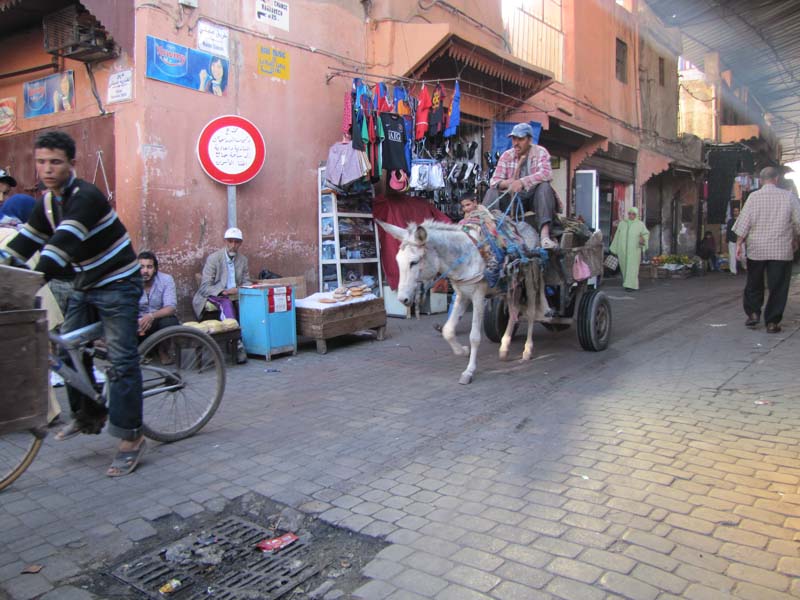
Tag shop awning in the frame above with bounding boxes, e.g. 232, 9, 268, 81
405, 32, 554, 121
375, 23, 553, 121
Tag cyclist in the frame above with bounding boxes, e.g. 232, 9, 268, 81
5, 131, 146, 477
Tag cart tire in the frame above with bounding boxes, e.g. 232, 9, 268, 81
483, 297, 509, 343
577, 290, 611, 351
542, 323, 570, 332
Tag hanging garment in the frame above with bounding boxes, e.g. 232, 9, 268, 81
415, 85, 432, 140
342, 90, 353, 134
351, 79, 371, 151
325, 142, 369, 187
427, 84, 446, 138
444, 81, 461, 138
380, 113, 408, 172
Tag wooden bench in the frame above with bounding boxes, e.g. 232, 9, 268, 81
206, 328, 242, 365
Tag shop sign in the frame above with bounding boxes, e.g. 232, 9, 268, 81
24, 71, 74, 118
256, 0, 289, 31
107, 69, 133, 104
0, 98, 17, 134
197, 115, 266, 185
146, 36, 229, 96
258, 46, 290, 80
197, 20, 229, 59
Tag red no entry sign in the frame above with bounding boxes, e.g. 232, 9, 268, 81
197, 115, 266, 185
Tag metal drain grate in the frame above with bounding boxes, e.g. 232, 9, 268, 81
112, 516, 321, 599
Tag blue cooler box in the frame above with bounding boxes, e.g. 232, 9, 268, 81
238, 285, 297, 360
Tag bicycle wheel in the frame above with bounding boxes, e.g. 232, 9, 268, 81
0, 430, 45, 492
138, 325, 225, 443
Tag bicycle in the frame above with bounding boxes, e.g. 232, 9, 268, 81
0, 318, 226, 491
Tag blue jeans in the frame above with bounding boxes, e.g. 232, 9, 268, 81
62, 277, 144, 441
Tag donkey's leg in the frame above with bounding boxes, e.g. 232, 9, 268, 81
499, 301, 520, 361
460, 287, 486, 385
522, 267, 537, 360
522, 313, 535, 360
443, 288, 469, 356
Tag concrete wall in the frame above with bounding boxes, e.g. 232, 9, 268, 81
131, 1, 366, 314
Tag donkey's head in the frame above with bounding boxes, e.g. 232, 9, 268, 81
377, 220, 429, 306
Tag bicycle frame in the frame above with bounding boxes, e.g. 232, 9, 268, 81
49, 321, 106, 403
49, 321, 185, 401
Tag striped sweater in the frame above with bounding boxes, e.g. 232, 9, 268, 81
6, 178, 139, 290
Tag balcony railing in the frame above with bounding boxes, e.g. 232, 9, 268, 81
502, 0, 564, 81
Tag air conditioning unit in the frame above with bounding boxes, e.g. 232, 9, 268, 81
43, 4, 118, 63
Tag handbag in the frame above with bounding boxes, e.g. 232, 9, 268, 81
604, 254, 619, 271
572, 254, 591, 281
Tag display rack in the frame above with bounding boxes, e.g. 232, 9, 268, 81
318, 167, 383, 294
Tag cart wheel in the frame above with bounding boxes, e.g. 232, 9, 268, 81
577, 290, 611, 351
542, 323, 570, 332
483, 297, 519, 343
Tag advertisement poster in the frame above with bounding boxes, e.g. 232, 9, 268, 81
24, 71, 74, 118
256, 0, 289, 31
107, 69, 133, 104
197, 20, 229, 59
145, 36, 229, 96
0, 98, 17, 134
258, 46, 290, 80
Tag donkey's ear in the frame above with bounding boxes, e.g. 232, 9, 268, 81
376, 220, 407, 241
415, 226, 428, 244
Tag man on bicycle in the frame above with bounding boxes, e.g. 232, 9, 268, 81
5, 131, 146, 477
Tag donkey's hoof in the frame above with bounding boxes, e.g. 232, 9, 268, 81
521, 350, 533, 361
459, 372, 473, 385
453, 345, 469, 356
499, 350, 510, 361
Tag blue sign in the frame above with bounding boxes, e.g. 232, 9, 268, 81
24, 71, 74, 118
146, 36, 229, 96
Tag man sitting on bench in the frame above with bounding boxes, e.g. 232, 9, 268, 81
485, 122, 560, 250
137, 250, 179, 340
192, 227, 251, 321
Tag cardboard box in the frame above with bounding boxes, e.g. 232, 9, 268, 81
254, 276, 306, 300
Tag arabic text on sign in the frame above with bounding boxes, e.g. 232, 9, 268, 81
207, 126, 257, 175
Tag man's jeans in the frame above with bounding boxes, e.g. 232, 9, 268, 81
62, 277, 144, 441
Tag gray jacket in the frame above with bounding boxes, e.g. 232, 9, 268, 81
192, 248, 251, 319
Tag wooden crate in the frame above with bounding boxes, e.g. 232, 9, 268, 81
0, 309, 48, 435
297, 298, 386, 354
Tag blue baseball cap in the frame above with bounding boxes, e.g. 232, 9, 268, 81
508, 123, 534, 138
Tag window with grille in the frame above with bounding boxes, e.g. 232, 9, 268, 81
616, 38, 628, 83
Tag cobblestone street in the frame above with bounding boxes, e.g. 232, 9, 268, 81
2, 272, 800, 600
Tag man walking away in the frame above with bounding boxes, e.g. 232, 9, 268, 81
734, 166, 800, 333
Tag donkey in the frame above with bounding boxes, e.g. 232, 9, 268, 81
379, 220, 545, 385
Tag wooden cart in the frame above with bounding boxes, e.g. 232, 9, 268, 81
296, 297, 387, 354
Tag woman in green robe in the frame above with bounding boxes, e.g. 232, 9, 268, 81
609, 206, 649, 291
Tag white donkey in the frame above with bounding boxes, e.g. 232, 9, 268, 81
379, 220, 545, 385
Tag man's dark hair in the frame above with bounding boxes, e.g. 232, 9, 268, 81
34, 131, 76, 161
138, 250, 159, 273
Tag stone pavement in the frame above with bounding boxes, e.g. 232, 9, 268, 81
2, 272, 800, 599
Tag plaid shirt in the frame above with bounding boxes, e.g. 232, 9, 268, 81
733, 184, 800, 261
490, 144, 552, 190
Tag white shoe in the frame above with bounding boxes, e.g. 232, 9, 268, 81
50, 371, 65, 387
541, 237, 559, 250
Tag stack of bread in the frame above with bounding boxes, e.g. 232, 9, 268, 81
182, 318, 240, 333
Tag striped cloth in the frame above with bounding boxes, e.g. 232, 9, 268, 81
6, 178, 139, 290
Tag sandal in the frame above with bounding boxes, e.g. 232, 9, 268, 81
107, 439, 147, 478
54, 420, 83, 441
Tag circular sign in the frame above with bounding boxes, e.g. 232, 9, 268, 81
197, 115, 266, 185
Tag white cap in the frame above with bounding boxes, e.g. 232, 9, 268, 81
224, 227, 243, 240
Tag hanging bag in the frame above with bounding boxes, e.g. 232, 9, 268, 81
572, 254, 592, 281
604, 254, 619, 271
